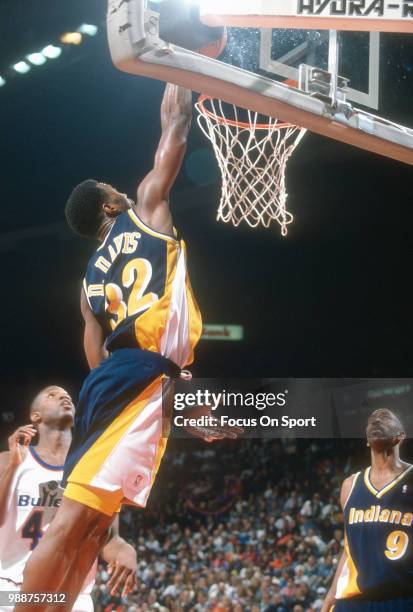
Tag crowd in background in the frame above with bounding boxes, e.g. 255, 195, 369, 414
90, 437, 377, 612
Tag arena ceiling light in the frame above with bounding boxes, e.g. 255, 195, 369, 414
27, 52, 47, 66
42, 45, 62, 59
78, 24, 98, 37
2, 24, 99, 90
13, 61, 31, 74
60, 32, 83, 45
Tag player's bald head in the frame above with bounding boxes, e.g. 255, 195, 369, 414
29, 386, 75, 429
30, 386, 60, 414
366, 408, 405, 449
368, 408, 404, 432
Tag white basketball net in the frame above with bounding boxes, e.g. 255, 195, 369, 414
195, 97, 306, 236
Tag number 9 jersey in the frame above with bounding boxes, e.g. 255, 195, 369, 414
335, 464, 413, 604
83, 209, 202, 368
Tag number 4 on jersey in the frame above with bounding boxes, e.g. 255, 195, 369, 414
21, 511, 43, 550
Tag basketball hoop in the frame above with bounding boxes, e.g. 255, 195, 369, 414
195, 96, 306, 236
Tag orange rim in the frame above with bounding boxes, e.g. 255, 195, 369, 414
196, 95, 296, 130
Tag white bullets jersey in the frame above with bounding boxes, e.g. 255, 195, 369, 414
0, 446, 96, 593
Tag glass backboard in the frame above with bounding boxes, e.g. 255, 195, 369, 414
217, 24, 412, 125
108, 0, 413, 164
196, 0, 412, 125
259, 29, 379, 108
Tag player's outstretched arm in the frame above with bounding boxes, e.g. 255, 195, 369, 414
321, 475, 355, 612
81, 289, 109, 370
0, 425, 37, 526
135, 84, 192, 236
101, 515, 137, 597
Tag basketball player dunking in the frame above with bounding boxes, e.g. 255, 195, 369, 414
322, 408, 413, 612
0, 386, 137, 612
16, 85, 241, 611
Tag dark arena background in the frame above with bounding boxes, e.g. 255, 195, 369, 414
1, 1, 413, 611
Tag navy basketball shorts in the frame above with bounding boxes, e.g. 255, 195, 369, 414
62, 348, 180, 516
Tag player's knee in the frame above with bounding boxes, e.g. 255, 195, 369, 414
57, 496, 111, 530
53, 509, 108, 545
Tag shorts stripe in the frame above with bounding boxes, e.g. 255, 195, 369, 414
68, 376, 163, 487
64, 483, 123, 517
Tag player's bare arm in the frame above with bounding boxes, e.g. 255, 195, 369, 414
136, 84, 192, 236
0, 425, 36, 526
81, 288, 109, 369
321, 474, 355, 612
101, 515, 138, 597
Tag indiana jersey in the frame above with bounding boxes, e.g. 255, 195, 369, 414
0, 446, 96, 594
83, 209, 202, 367
336, 465, 413, 600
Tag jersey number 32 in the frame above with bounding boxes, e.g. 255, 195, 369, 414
105, 258, 158, 330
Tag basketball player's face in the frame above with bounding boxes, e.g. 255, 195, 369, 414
38, 386, 75, 426
366, 409, 404, 448
99, 183, 134, 211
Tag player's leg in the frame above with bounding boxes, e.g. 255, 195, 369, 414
47, 569, 97, 612
15, 496, 114, 612
44, 522, 110, 612
44, 507, 117, 612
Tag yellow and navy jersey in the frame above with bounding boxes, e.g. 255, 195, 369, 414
336, 464, 413, 600
83, 209, 202, 367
